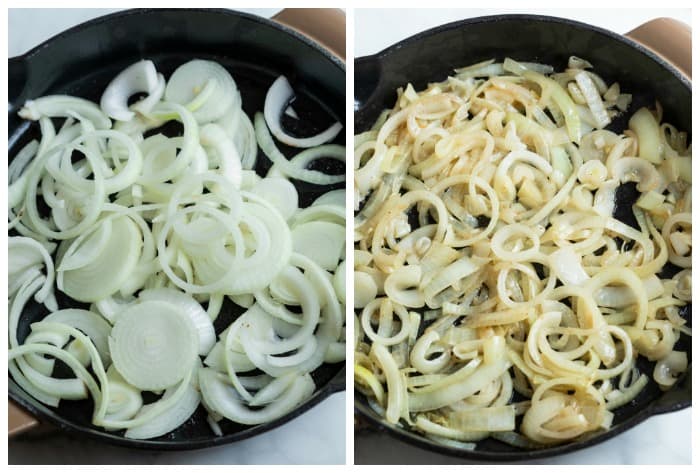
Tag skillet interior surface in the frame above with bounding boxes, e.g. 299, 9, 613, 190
8, 8, 346, 450
354, 14, 691, 460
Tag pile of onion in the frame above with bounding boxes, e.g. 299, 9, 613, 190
9, 59, 346, 439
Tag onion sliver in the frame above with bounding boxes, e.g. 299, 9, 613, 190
164, 59, 239, 124
60, 216, 142, 302
23, 330, 66, 375
251, 177, 299, 221
57, 219, 112, 272
313, 189, 346, 207
43, 309, 112, 366
24, 146, 106, 240
256, 113, 344, 185
95, 293, 136, 324
104, 378, 143, 422
199, 368, 315, 425
9, 236, 55, 306
200, 123, 242, 188
125, 382, 200, 439
291, 221, 345, 271
100, 60, 159, 122
109, 300, 198, 391
138, 102, 198, 185
287, 144, 346, 177
333, 260, 347, 305
264, 76, 342, 148
248, 264, 322, 356
19, 95, 111, 129
220, 198, 292, 295
50, 130, 144, 195
132, 73, 166, 116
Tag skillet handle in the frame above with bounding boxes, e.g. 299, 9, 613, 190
271, 8, 346, 61
626, 18, 691, 79
8, 400, 39, 437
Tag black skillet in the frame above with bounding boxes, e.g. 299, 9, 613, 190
8, 8, 346, 450
354, 14, 691, 461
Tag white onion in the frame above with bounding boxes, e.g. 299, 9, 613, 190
165, 59, 239, 124
139, 288, 215, 355
60, 216, 142, 302
100, 60, 160, 122
199, 368, 315, 425
264, 76, 342, 148
125, 383, 200, 439
19, 95, 111, 129
9, 56, 346, 439
109, 300, 198, 391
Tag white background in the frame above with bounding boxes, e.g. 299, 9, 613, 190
353, 8, 692, 465
7, 7, 345, 465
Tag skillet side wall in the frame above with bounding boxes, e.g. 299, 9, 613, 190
10, 9, 344, 123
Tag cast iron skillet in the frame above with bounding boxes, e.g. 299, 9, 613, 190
354, 14, 691, 461
8, 8, 345, 450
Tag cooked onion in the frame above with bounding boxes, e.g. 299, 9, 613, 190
354, 55, 691, 447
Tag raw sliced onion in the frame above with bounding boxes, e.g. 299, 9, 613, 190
60, 215, 142, 302
132, 73, 166, 116
139, 288, 215, 355
256, 113, 344, 185
9, 236, 55, 306
199, 368, 315, 425
291, 221, 345, 271
19, 95, 111, 129
125, 382, 200, 439
104, 377, 143, 423
251, 177, 299, 221
9, 56, 346, 436
43, 309, 112, 366
100, 60, 160, 122
109, 300, 198, 391
165, 59, 239, 124
264, 76, 342, 148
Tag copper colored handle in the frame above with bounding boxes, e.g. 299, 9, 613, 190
272, 8, 346, 61
9, 401, 39, 437
626, 17, 691, 79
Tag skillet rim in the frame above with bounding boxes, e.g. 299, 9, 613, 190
354, 14, 689, 115
10, 7, 345, 71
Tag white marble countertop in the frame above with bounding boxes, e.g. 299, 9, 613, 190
354, 8, 691, 465
8, 7, 345, 465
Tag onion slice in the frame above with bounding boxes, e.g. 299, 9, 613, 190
109, 300, 199, 391
264, 76, 342, 148
100, 60, 160, 122
199, 368, 315, 425
19, 95, 111, 129
60, 216, 142, 303
124, 382, 200, 439
164, 59, 239, 124
139, 288, 216, 355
